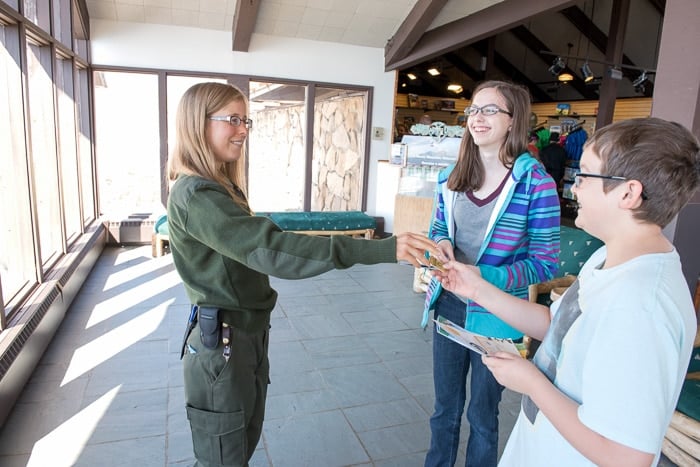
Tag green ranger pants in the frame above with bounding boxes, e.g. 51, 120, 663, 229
183, 320, 270, 467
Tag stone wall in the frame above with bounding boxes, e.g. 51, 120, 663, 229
250, 94, 365, 212
311, 95, 365, 211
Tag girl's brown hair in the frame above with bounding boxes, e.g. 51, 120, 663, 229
448, 80, 531, 192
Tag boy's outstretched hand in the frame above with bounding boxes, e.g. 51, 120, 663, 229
431, 261, 484, 300
395, 232, 443, 268
482, 352, 544, 396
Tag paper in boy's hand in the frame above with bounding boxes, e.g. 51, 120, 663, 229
434, 315, 526, 358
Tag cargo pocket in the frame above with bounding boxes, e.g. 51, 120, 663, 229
186, 405, 246, 466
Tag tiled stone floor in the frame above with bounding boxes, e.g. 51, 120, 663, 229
0, 245, 676, 466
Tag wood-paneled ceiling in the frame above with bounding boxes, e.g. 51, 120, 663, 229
86, 0, 664, 102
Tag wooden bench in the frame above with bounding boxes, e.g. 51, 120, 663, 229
152, 211, 377, 257
258, 211, 376, 239
152, 215, 170, 257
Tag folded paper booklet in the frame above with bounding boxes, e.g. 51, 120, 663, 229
434, 315, 526, 357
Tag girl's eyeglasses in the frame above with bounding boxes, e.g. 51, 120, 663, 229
208, 115, 253, 129
464, 105, 512, 117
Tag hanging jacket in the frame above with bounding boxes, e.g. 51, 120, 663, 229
421, 153, 561, 339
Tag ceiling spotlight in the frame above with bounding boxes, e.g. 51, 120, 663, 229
608, 67, 623, 80
447, 83, 463, 93
581, 62, 594, 83
558, 72, 574, 82
632, 71, 648, 93
548, 57, 566, 76
406, 73, 417, 80
427, 67, 440, 76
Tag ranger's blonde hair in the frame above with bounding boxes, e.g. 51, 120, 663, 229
168, 82, 250, 211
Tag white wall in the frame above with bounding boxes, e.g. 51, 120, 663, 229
90, 20, 397, 229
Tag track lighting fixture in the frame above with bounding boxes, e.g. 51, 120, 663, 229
447, 83, 463, 93
558, 72, 574, 83
548, 57, 566, 76
608, 68, 623, 80
581, 62, 594, 82
541, 51, 656, 85
632, 71, 648, 93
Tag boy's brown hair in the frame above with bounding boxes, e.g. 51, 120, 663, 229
585, 117, 700, 227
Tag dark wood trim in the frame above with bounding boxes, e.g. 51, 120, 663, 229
471, 40, 553, 102
384, 0, 447, 67
158, 72, 168, 208
443, 52, 481, 83
596, 0, 631, 128
647, 0, 665, 15
232, 0, 261, 52
303, 85, 315, 212
73, 0, 90, 40
384, 0, 576, 71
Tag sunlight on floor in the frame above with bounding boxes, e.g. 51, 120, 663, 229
62, 303, 171, 386
26, 386, 120, 467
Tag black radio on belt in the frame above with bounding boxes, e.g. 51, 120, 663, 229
198, 306, 221, 350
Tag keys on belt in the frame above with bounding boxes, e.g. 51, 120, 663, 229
222, 323, 232, 362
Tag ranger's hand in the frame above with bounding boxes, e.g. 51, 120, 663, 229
395, 232, 442, 267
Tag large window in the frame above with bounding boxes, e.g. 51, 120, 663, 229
56, 51, 81, 244
26, 36, 63, 268
248, 82, 307, 212
93, 71, 161, 217
0, 1, 94, 324
76, 65, 95, 224
0, 20, 34, 314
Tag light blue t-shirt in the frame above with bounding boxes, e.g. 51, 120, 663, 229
499, 247, 696, 466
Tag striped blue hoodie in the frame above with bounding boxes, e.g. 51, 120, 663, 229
421, 152, 561, 339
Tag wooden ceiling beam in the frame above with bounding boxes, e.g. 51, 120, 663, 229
647, 0, 665, 15
385, 0, 577, 71
385, 0, 448, 68
232, 0, 261, 52
471, 41, 554, 102
443, 52, 482, 83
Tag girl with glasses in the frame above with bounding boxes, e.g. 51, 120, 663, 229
423, 80, 561, 467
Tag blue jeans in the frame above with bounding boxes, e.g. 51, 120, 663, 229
424, 292, 504, 467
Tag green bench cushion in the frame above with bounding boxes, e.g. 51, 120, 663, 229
558, 225, 604, 277
257, 211, 376, 232
154, 214, 169, 236
677, 378, 700, 422
153, 212, 376, 236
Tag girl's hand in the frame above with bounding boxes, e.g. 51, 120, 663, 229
482, 352, 543, 395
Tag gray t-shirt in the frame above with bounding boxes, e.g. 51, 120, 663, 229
453, 170, 511, 265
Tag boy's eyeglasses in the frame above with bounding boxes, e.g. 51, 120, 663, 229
208, 115, 253, 129
464, 105, 512, 117
574, 172, 649, 200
